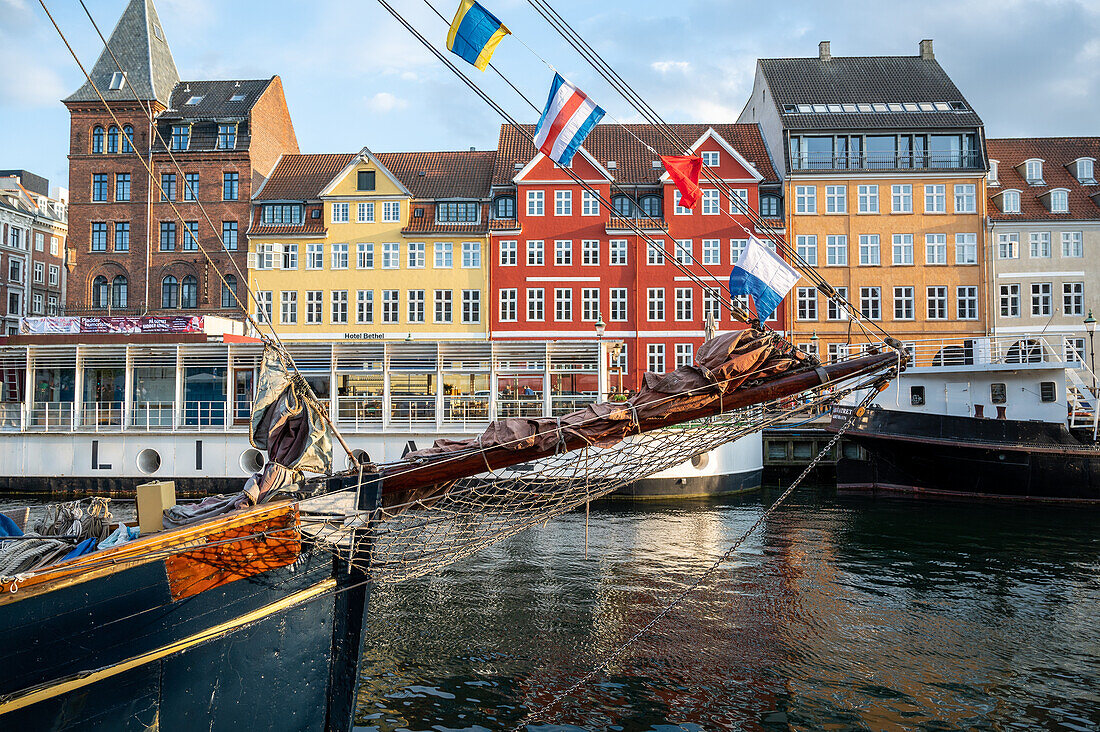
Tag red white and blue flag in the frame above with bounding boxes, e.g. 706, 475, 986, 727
533, 74, 605, 167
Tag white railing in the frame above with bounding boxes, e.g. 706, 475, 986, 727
29, 401, 73, 431
0, 403, 21, 430
182, 400, 228, 428
389, 395, 436, 426
496, 398, 543, 419
131, 402, 175, 429
336, 395, 384, 428
846, 334, 1088, 370
551, 394, 597, 416
79, 401, 123, 430
443, 396, 491, 427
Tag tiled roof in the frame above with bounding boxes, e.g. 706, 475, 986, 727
606, 216, 667, 232
492, 123, 778, 186
376, 150, 495, 200
246, 205, 327, 236
159, 79, 273, 120
987, 137, 1100, 221
759, 56, 982, 130
253, 153, 355, 201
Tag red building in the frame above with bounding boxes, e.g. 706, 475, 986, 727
489, 124, 784, 392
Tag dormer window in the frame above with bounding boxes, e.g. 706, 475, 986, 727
217, 124, 237, 150
611, 195, 634, 217
436, 201, 479, 223
1024, 159, 1044, 185
1048, 188, 1069, 213
185, 96, 204, 105
109, 72, 127, 90
988, 159, 999, 186
1073, 158, 1096, 185
999, 190, 1021, 214
493, 195, 515, 219
170, 124, 189, 151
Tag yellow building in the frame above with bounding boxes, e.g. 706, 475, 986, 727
247, 147, 494, 341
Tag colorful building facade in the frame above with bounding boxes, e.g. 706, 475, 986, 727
740, 40, 990, 360
0, 172, 68, 335
489, 123, 783, 392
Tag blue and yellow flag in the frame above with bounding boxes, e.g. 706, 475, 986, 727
447, 0, 510, 71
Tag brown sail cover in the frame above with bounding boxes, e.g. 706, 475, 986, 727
407, 329, 806, 460
250, 346, 334, 475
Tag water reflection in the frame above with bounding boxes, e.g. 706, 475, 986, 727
356, 490, 1100, 731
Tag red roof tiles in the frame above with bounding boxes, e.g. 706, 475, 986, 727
254, 153, 355, 201
987, 137, 1100, 221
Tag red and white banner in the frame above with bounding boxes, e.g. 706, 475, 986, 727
20, 317, 81, 334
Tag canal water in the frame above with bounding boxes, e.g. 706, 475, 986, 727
355, 487, 1100, 731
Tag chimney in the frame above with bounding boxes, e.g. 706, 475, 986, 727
818, 41, 831, 60
920, 39, 934, 60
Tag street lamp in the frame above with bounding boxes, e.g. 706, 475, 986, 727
1085, 311, 1096, 391
594, 315, 607, 399
810, 330, 820, 357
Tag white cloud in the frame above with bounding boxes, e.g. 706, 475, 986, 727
651, 60, 692, 74
366, 92, 408, 113
0, 48, 66, 107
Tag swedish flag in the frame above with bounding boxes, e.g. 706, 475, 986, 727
447, 0, 510, 71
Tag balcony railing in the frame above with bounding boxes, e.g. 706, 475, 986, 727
390, 395, 436, 426
337, 395, 384, 428
443, 396, 490, 427
496, 398, 543, 419
80, 401, 123, 430
791, 152, 983, 172
29, 401, 73, 430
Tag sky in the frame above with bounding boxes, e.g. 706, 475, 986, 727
2, 0, 1100, 193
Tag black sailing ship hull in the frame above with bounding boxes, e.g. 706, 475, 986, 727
831, 407, 1100, 502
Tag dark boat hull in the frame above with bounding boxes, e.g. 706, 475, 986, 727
610, 467, 762, 500
832, 407, 1100, 502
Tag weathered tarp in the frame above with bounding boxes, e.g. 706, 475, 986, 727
407, 329, 805, 460
250, 346, 333, 475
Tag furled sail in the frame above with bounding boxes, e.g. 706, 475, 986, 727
250, 346, 334, 475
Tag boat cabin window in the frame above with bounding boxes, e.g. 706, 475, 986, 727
910, 385, 925, 405
990, 383, 1007, 404
1040, 381, 1057, 402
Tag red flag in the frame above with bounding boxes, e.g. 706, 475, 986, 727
661, 155, 703, 209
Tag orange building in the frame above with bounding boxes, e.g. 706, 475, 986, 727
739, 40, 989, 359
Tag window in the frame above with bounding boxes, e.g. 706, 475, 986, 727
760, 195, 780, 217
115, 173, 131, 201
1040, 382, 1057, 403
1025, 159, 1044, 183
437, 202, 480, 222
499, 240, 517, 266
647, 288, 665, 321
223, 172, 239, 201
860, 287, 881, 320
212, 123, 237, 150
382, 242, 399, 269
702, 238, 720, 266
159, 221, 176, 251
407, 290, 425, 323
182, 172, 199, 201
1062, 231, 1083, 258
220, 275, 237, 309
51, 236, 59, 256
31, 293, 42, 315
278, 291, 298, 323
162, 276, 179, 309
1001, 190, 1021, 214
381, 201, 400, 222
382, 290, 399, 323
1063, 282, 1084, 316
957, 286, 978, 320
610, 239, 627, 265
332, 242, 350, 269
797, 287, 817, 320
998, 233, 1019, 259
955, 233, 977, 264
674, 190, 691, 215
827, 287, 848, 321
954, 183, 976, 213
121, 125, 133, 154
331, 202, 350, 223
925, 234, 947, 264
105, 125, 119, 153
554, 190, 572, 216
300, 290, 320, 324
795, 235, 817, 266
494, 195, 516, 219
704, 288, 722, 320
499, 289, 517, 322
611, 195, 633, 218
648, 239, 666, 265
356, 202, 374, 223
999, 284, 1020, 317
555, 240, 572, 266
181, 221, 198, 250
675, 287, 693, 321
526, 288, 544, 321
356, 170, 376, 191
325, 290, 348, 324
462, 290, 481, 323
582, 239, 600, 266
858, 235, 880, 265
675, 344, 694, 368
113, 221, 130, 252
610, 288, 628, 321
1029, 232, 1051, 258
891, 184, 913, 213
526, 240, 545, 266
91, 222, 108, 252
891, 234, 913, 265
581, 288, 600, 321
92, 126, 104, 154
578, 190, 599, 216
253, 243, 274, 270
991, 383, 1007, 404
701, 151, 719, 167
32, 261, 43, 284
433, 241, 453, 268
554, 288, 572, 321
92, 173, 109, 201
924, 184, 946, 213
355, 242, 374, 269
180, 276, 197, 309
826, 235, 847, 266
158, 172, 176, 201
255, 291, 273, 323
462, 241, 481, 268
1031, 282, 1052, 316
170, 125, 189, 150
825, 185, 847, 213
927, 286, 947, 319
527, 190, 544, 216
48, 264, 59, 286
307, 242, 324, 269
280, 242, 297, 269
893, 287, 914, 320
1078, 159, 1096, 184
640, 195, 662, 217
701, 189, 720, 215
675, 239, 692, 264
404, 242, 424, 269
857, 184, 879, 213
222, 221, 237, 251
647, 344, 665, 374
435, 290, 453, 323
356, 290, 374, 323
911, 386, 926, 406
728, 189, 748, 214
1065, 337, 1086, 363
261, 204, 303, 225
92, 275, 108, 307
795, 185, 816, 214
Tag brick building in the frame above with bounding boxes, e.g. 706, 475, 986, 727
0, 171, 68, 335
488, 123, 783, 393
64, 0, 298, 318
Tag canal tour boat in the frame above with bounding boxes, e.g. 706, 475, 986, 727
831, 334, 1100, 502
0, 319, 762, 500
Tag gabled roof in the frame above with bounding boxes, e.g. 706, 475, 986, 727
492, 123, 778, 186
375, 150, 495, 200
758, 55, 982, 130
658, 128, 763, 183
987, 137, 1100, 221
512, 148, 614, 184
158, 79, 274, 120
65, 0, 179, 106
253, 154, 356, 201
319, 147, 413, 198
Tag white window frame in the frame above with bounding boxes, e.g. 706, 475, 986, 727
925, 234, 947, 265
499, 240, 517, 266
332, 202, 349, 223
954, 183, 976, 214
999, 284, 1020, 317
956, 286, 978, 320
858, 234, 880, 266
610, 288, 628, 321
1062, 231, 1083, 258
1029, 231, 1051, 258
581, 190, 599, 216
461, 241, 481, 269
610, 239, 627, 266
892, 234, 913, 265
825, 235, 847, 266
499, 289, 517, 322
357, 202, 374, 223
527, 190, 545, 216
997, 232, 1019, 259
924, 184, 946, 214
527, 240, 544, 266
647, 288, 665, 321
955, 233, 977, 265
331, 242, 349, 270
554, 239, 572, 266
701, 238, 720, 266
857, 184, 878, 214
382, 201, 401, 223
701, 189, 720, 215
582, 239, 600, 266
381, 242, 400, 269
554, 190, 572, 216
795, 185, 817, 214
891, 184, 912, 213
825, 185, 846, 214
356, 242, 374, 269
796, 287, 818, 321
435, 241, 453, 268
893, 286, 914, 321
795, 235, 817, 266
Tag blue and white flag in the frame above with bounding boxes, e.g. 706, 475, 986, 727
729, 236, 800, 321
533, 74, 604, 167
